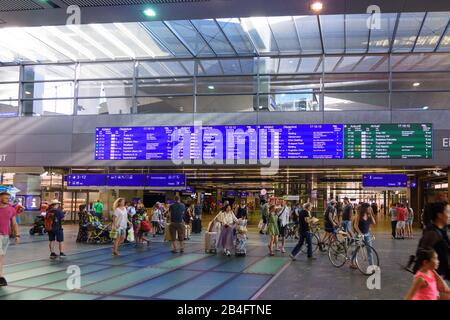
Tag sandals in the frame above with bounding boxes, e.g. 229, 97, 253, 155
171, 250, 178, 254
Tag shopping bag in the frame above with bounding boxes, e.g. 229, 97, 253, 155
127, 226, 135, 242
109, 229, 118, 240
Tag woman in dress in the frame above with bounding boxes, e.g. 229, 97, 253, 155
111, 198, 131, 256
267, 205, 280, 256
213, 204, 238, 256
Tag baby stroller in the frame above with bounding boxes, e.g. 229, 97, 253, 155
29, 215, 46, 235
86, 214, 112, 244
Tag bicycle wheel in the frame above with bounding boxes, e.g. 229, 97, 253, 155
328, 240, 347, 268
301, 234, 319, 254
355, 244, 380, 276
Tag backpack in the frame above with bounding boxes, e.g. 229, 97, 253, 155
44, 210, 55, 232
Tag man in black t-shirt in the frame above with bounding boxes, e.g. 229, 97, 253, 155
341, 197, 353, 236
290, 203, 315, 260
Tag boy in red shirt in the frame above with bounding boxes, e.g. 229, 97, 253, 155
396, 203, 406, 239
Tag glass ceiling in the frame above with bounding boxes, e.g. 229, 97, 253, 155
0, 12, 448, 64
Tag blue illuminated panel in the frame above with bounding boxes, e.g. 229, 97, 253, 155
95, 124, 344, 160
362, 174, 408, 188
107, 174, 147, 187
66, 174, 106, 187
147, 174, 186, 188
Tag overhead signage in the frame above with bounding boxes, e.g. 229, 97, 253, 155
362, 174, 408, 189
95, 123, 432, 161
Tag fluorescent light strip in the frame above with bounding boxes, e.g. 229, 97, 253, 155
47, 26, 97, 61
27, 28, 78, 62
90, 24, 135, 58
114, 23, 155, 58
68, 24, 116, 60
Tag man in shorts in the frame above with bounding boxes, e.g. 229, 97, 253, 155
169, 196, 186, 254
0, 192, 20, 286
46, 199, 66, 259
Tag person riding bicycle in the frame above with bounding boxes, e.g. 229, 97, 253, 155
323, 200, 338, 243
351, 203, 376, 269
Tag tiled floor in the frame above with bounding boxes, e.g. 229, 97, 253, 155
1, 227, 289, 300
1, 219, 431, 300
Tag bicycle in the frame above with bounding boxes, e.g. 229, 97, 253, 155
301, 224, 341, 254
328, 232, 380, 276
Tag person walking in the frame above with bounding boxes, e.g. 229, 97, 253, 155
396, 203, 406, 239
0, 192, 20, 287
415, 202, 449, 280
290, 203, 315, 260
351, 203, 376, 269
276, 200, 290, 253
76, 204, 89, 243
46, 199, 66, 259
267, 205, 279, 256
341, 197, 353, 236
192, 199, 202, 234
405, 249, 450, 300
406, 204, 414, 239
168, 196, 186, 254
151, 202, 162, 237
111, 198, 130, 256
259, 198, 269, 235
323, 200, 338, 244
213, 204, 238, 256
93, 199, 104, 220
183, 203, 194, 240
388, 203, 398, 239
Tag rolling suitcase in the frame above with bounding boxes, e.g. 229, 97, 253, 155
235, 234, 247, 256
204, 232, 217, 254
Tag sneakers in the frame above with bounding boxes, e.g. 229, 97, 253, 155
59, 252, 66, 258
50, 252, 58, 260
0, 277, 7, 287
289, 253, 296, 261
307, 256, 317, 260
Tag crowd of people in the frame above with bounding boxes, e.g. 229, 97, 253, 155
0, 189, 448, 300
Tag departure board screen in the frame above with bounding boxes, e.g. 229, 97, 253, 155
95, 124, 432, 161
66, 174, 186, 188
95, 125, 343, 160
344, 124, 432, 159
362, 174, 408, 188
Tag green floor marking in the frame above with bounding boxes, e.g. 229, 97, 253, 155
0, 286, 27, 297
47, 292, 101, 300
1, 289, 60, 300
80, 267, 167, 294
7, 265, 71, 282
40, 266, 138, 291
243, 257, 289, 274
11, 264, 108, 287
153, 253, 205, 269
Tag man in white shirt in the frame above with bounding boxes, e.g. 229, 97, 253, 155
276, 200, 290, 253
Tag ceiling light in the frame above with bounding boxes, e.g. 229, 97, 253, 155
143, 8, 157, 17
208, 85, 215, 90
422, 106, 429, 110
310, 1, 324, 12
413, 82, 421, 87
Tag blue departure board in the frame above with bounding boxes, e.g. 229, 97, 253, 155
95, 124, 343, 160
362, 174, 408, 188
66, 174, 186, 188
66, 174, 106, 187
147, 174, 186, 188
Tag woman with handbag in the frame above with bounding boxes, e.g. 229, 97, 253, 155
134, 203, 150, 247
111, 198, 131, 256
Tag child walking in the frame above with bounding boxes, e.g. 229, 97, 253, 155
267, 205, 279, 256
404, 249, 450, 300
